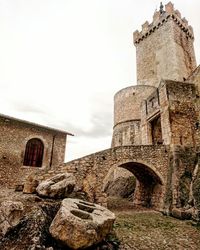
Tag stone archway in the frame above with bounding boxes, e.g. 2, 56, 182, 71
118, 162, 164, 210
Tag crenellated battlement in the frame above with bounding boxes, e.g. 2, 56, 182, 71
133, 2, 194, 45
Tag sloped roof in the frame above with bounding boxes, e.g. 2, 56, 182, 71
0, 113, 74, 136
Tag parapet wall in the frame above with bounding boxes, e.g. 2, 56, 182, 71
133, 2, 194, 45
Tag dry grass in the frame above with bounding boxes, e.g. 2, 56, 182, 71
113, 210, 200, 250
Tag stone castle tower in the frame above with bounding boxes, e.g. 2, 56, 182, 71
135, 2, 196, 87
2, 1, 200, 214
35, 1, 200, 212
112, 2, 199, 149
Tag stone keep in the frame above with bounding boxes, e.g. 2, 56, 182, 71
134, 2, 196, 87
112, 2, 198, 148
5, 2, 200, 213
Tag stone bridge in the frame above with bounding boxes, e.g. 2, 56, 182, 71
38, 145, 170, 210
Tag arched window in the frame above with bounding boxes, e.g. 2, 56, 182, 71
23, 138, 44, 167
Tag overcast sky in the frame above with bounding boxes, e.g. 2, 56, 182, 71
0, 0, 199, 161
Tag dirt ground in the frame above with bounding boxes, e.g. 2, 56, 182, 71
112, 209, 200, 250
1, 189, 200, 250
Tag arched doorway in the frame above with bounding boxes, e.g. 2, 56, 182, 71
119, 162, 163, 209
23, 138, 44, 167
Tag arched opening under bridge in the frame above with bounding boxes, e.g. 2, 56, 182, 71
119, 162, 163, 209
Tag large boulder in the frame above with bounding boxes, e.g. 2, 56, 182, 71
49, 198, 116, 249
36, 173, 75, 199
0, 201, 24, 238
103, 167, 136, 198
105, 176, 136, 198
171, 208, 192, 220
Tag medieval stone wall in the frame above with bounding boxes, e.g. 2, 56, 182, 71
0, 116, 66, 187
140, 89, 161, 145
134, 2, 196, 88
166, 81, 198, 146
112, 85, 155, 147
112, 120, 141, 147
35, 145, 170, 210
187, 66, 200, 88
164, 145, 197, 212
187, 66, 200, 146
140, 80, 199, 146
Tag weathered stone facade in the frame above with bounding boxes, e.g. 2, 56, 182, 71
27, 2, 200, 214
112, 85, 155, 147
134, 2, 196, 87
112, 2, 198, 148
35, 145, 170, 210
0, 114, 71, 187
2, 2, 200, 215
110, 2, 200, 213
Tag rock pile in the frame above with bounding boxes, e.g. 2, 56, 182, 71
0, 173, 116, 249
103, 167, 136, 198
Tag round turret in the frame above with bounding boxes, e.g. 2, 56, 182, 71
112, 85, 156, 147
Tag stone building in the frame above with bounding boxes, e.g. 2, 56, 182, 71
112, 1, 198, 148
0, 113, 73, 187
109, 2, 200, 211
2, 2, 200, 214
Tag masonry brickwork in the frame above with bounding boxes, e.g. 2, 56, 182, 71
35, 145, 170, 210
2, 2, 200, 214
133, 2, 196, 87
22, 2, 200, 212
112, 85, 155, 147
112, 2, 199, 148
0, 115, 68, 187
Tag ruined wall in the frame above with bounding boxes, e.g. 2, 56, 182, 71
134, 2, 196, 87
112, 85, 155, 147
0, 116, 66, 187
